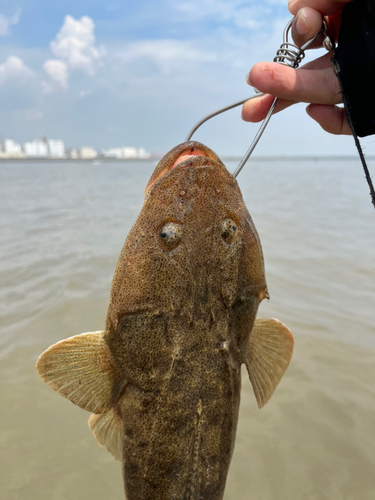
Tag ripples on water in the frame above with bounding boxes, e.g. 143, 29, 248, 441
1, 159, 374, 499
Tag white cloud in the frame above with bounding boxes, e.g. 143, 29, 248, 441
174, 0, 271, 30
43, 59, 68, 90
0, 8, 21, 36
177, 0, 240, 17
0, 56, 34, 85
50, 15, 104, 75
116, 39, 216, 75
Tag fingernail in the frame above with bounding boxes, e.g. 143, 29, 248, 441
245, 72, 250, 85
295, 10, 310, 36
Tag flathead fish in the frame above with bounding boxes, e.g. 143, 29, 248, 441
37, 141, 294, 500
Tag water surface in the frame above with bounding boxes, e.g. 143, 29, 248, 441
1, 159, 374, 499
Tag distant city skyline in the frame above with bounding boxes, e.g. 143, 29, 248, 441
0, 135, 151, 159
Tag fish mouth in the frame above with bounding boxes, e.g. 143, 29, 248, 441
145, 141, 226, 193
170, 151, 207, 169
168, 142, 224, 170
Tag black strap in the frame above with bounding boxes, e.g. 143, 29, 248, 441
332, 55, 375, 209
333, 0, 375, 210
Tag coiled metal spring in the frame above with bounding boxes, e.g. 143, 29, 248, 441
274, 42, 305, 68
276, 18, 327, 66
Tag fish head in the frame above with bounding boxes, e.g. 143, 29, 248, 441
108, 141, 268, 326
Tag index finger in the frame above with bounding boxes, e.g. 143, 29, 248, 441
289, 0, 353, 16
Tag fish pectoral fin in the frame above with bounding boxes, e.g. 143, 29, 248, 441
89, 407, 123, 462
36, 331, 127, 413
245, 318, 294, 409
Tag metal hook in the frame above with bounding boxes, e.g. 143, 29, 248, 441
185, 18, 328, 178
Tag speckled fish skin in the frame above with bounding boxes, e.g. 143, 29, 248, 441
37, 141, 294, 500
105, 141, 267, 500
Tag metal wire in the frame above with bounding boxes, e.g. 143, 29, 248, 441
185, 94, 265, 144
185, 18, 327, 177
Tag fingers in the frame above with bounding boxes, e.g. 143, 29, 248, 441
245, 55, 341, 106
242, 100, 351, 136
306, 104, 352, 134
288, 0, 353, 16
241, 94, 296, 123
242, 0, 354, 136
291, 7, 324, 48
291, 8, 343, 47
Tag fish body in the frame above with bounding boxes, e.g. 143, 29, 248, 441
37, 142, 294, 500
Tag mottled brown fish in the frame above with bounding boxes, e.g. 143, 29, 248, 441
36, 141, 294, 500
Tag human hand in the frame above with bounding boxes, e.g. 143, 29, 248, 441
241, 0, 354, 135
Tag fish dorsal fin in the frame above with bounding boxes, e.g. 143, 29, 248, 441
89, 408, 123, 462
36, 331, 127, 413
245, 319, 294, 409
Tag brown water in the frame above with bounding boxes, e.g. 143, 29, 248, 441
1, 159, 375, 499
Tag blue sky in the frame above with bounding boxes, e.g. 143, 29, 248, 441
1, 0, 375, 157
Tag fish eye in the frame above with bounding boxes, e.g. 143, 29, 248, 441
159, 222, 183, 248
222, 218, 238, 243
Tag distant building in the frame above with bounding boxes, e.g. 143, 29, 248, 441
67, 148, 79, 159
122, 147, 138, 159
138, 147, 151, 159
4, 139, 23, 156
79, 147, 97, 159
48, 139, 65, 158
101, 146, 151, 159
101, 148, 123, 159
24, 140, 48, 158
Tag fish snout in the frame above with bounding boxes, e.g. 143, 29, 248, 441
145, 141, 225, 193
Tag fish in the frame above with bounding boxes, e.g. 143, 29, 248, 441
36, 141, 294, 500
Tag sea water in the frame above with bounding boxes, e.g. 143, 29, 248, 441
1, 159, 374, 499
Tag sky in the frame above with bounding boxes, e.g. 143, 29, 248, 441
1, 0, 375, 157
